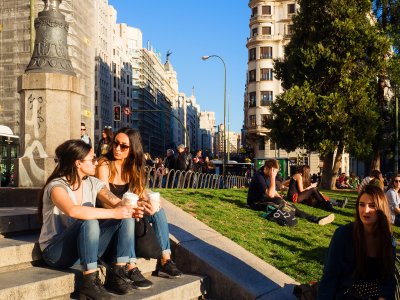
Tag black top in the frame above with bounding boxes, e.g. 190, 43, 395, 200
247, 167, 270, 205
110, 183, 129, 199
287, 177, 299, 201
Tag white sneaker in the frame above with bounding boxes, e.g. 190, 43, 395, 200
318, 213, 335, 225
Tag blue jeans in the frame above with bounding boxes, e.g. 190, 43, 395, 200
42, 218, 135, 271
145, 208, 171, 256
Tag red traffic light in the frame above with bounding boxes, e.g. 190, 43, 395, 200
114, 105, 121, 121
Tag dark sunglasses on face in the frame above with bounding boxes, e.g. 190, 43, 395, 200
394, 180, 400, 183
80, 128, 86, 131
112, 141, 130, 150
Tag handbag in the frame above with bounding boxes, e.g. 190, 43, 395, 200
261, 200, 298, 227
135, 218, 162, 259
293, 282, 318, 300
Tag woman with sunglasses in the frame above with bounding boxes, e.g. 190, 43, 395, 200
318, 185, 395, 299
386, 175, 400, 226
96, 127, 182, 288
38, 139, 144, 299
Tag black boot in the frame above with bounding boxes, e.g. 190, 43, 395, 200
104, 265, 135, 295
79, 271, 115, 300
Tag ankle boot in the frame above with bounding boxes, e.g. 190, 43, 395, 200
104, 265, 135, 295
79, 271, 114, 300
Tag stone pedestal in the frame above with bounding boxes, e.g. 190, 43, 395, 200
17, 73, 85, 187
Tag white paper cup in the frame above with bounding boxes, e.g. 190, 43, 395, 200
121, 192, 139, 208
148, 191, 160, 212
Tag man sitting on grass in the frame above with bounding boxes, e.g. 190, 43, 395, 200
247, 159, 335, 226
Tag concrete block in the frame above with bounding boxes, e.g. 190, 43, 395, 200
0, 188, 41, 207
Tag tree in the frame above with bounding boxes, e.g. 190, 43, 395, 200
370, 0, 400, 171
269, 0, 390, 189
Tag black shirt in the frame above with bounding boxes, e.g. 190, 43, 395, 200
247, 167, 271, 205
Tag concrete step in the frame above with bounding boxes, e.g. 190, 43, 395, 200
0, 232, 158, 274
0, 188, 40, 207
0, 265, 206, 300
0, 206, 40, 235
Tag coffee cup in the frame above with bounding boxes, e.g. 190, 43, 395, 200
148, 191, 160, 212
121, 192, 139, 208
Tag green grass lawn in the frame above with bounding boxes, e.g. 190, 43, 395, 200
157, 188, 400, 283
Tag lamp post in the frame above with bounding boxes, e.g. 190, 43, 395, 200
202, 55, 227, 179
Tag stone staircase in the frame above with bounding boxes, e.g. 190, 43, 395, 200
0, 203, 208, 299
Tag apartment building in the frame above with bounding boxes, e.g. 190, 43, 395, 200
244, 0, 321, 174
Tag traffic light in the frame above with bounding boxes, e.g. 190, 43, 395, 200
114, 105, 121, 121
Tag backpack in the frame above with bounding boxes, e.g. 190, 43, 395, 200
261, 200, 298, 227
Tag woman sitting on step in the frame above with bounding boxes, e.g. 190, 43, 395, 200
38, 139, 143, 299
96, 127, 182, 283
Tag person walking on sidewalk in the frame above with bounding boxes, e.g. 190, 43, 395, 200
38, 139, 143, 299
96, 127, 183, 282
247, 159, 335, 225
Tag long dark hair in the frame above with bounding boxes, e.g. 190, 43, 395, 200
102, 127, 146, 197
38, 139, 91, 223
388, 174, 400, 190
353, 185, 394, 280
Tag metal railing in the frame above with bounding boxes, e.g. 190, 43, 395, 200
145, 167, 247, 189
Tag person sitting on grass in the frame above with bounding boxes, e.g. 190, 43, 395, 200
386, 174, 400, 226
358, 169, 383, 193
247, 159, 335, 225
286, 165, 347, 210
96, 127, 183, 283
38, 139, 143, 299
317, 185, 395, 299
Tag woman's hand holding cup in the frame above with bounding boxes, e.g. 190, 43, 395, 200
114, 205, 134, 219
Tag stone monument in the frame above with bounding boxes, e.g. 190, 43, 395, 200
17, 0, 85, 187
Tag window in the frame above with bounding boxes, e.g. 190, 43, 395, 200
251, 7, 258, 17
249, 115, 256, 127
252, 28, 258, 37
262, 26, 272, 35
249, 92, 256, 107
269, 140, 276, 150
287, 24, 294, 36
261, 91, 273, 105
249, 70, 256, 82
260, 46, 273, 59
259, 137, 265, 151
260, 68, 273, 81
261, 114, 273, 127
262, 5, 272, 15
288, 3, 296, 14
249, 48, 256, 61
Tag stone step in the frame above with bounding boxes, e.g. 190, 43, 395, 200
0, 265, 206, 300
0, 188, 40, 207
0, 232, 158, 274
0, 206, 40, 235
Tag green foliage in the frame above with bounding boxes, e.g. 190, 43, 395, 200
270, 0, 390, 159
158, 188, 400, 283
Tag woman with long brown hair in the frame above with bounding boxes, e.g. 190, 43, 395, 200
318, 185, 396, 299
96, 128, 182, 289
287, 165, 341, 210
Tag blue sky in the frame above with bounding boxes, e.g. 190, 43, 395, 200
108, 1, 249, 133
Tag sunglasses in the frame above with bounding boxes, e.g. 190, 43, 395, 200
80, 128, 86, 131
81, 156, 97, 164
395, 180, 400, 183
112, 141, 130, 151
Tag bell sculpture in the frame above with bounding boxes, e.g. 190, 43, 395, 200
25, 0, 76, 75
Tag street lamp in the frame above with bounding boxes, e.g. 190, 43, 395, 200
202, 55, 227, 179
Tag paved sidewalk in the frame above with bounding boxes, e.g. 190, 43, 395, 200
162, 197, 298, 300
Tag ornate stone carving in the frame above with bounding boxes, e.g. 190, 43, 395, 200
25, 0, 76, 75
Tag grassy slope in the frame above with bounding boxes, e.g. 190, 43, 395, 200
158, 188, 400, 283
